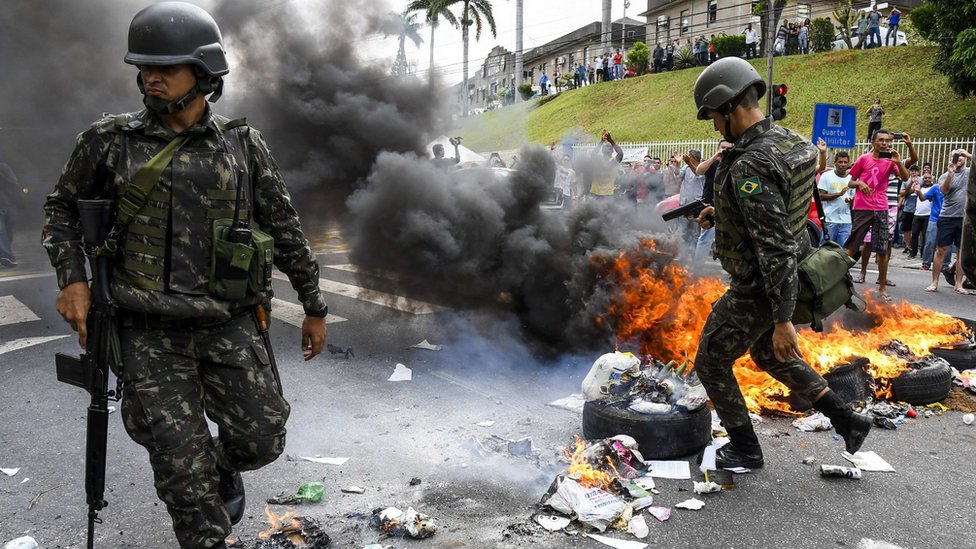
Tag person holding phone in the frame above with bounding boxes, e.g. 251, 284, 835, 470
843, 129, 917, 301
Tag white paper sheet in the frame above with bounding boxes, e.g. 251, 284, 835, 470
0, 467, 20, 477
411, 339, 443, 351
644, 460, 691, 479
299, 456, 349, 465
675, 497, 705, 510
547, 394, 586, 414
388, 363, 413, 381
586, 533, 649, 549
843, 451, 896, 472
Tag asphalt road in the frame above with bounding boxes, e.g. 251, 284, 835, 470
1, 227, 974, 549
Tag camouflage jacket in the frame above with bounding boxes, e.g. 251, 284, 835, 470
42, 107, 326, 318
712, 118, 817, 323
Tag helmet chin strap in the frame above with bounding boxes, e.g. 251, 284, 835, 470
137, 71, 223, 115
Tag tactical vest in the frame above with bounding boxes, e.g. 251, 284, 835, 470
713, 124, 818, 268
110, 114, 251, 295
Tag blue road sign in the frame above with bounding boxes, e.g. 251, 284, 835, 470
812, 103, 857, 148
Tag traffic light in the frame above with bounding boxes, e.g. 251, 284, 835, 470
771, 83, 788, 121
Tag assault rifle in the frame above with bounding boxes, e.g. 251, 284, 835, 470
55, 199, 121, 549
662, 199, 714, 224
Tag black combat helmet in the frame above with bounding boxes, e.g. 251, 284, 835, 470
124, 1, 228, 112
693, 57, 766, 120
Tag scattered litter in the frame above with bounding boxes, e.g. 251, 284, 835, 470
627, 514, 649, 538
388, 363, 412, 381
842, 451, 896, 472
547, 394, 586, 414
326, 343, 354, 359
585, 533, 648, 549
535, 514, 571, 532
801, 456, 817, 465
19, 478, 29, 484
373, 506, 438, 539
476, 420, 495, 427
0, 468, 20, 477
408, 477, 422, 486
820, 464, 862, 479
643, 460, 691, 479
963, 413, 974, 425
675, 498, 705, 510
255, 509, 330, 548
411, 339, 442, 351
544, 476, 626, 532
693, 481, 722, 494
699, 437, 727, 472
508, 437, 534, 457
959, 369, 976, 393
267, 481, 325, 505
341, 486, 366, 494
631, 496, 654, 511
792, 412, 833, 432
627, 399, 671, 414
858, 539, 908, 549
581, 352, 642, 401
647, 506, 671, 521
298, 456, 349, 466
3, 537, 38, 549
704, 469, 734, 488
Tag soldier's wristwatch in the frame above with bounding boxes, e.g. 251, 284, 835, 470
306, 305, 328, 318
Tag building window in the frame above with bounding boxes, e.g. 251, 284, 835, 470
708, 1, 717, 26
797, 3, 811, 22
680, 9, 690, 34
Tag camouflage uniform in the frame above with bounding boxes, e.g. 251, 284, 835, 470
43, 107, 325, 548
962, 164, 976, 286
694, 118, 828, 429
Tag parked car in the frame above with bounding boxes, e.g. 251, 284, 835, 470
832, 25, 907, 50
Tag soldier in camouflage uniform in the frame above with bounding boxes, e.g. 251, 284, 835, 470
42, 3, 327, 548
689, 57, 871, 470
963, 162, 976, 287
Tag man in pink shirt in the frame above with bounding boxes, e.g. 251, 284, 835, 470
843, 129, 916, 300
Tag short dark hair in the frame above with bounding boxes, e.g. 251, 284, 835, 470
909, 164, 919, 171
738, 85, 761, 110
923, 162, 932, 169
872, 129, 893, 141
834, 151, 850, 161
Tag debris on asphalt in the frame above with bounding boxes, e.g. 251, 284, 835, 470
644, 460, 691, 479
326, 343, 354, 359
256, 507, 330, 548
372, 506, 438, 539
267, 482, 325, 505
408, 477, 422, 486
0, 467, 20, 477
647, 506, 671, 522
508, 437, 533, 456
842, 451, 896, 472
341, 486, 366, 494
693, 481, 722, 494
820, 464, 862, 479
410, 339, 442, 351
675, 498, 705, 510
388, 363, 412, 381
534, 514, 571, 532
295, 455, 349, 466
964, 413, 975, 425
3, 536, 38, 549
543, 476, 625, 532
476, 420, 495, 427
791, 413, 833, 432
581, 352, 708, 415
801, 456, 817, 465
627, 515, 649, 539
586, 533, 648, 549
547, 394, 586, 414
959, 369, 976, 393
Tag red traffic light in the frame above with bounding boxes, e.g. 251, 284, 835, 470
772, 84, 788, 96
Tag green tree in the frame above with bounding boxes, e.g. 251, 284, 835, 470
626, 42, 650, 75
439, 0, 497, 116
752, 0, 787, 57
517, 83, 534, 101
405, 0, 459, 87
385, 12, 424, 78
672, 45, 698, 70
911, 0, 976, 97
712, 34, 746, 58
809, 17, 835, 53
831, 0, 856, 49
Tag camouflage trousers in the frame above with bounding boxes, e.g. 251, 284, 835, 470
119, 311, 290, 549
694, 290, 828, 430
963, 207, 975, 286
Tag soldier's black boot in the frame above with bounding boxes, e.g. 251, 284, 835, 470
210, 542, 228, 549
715, 425, 764, 470
814, 389, 872, 454
217, 466, 245, 525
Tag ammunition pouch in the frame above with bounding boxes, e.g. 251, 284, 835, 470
209, 218, 274, 300
792, 241, 863, 332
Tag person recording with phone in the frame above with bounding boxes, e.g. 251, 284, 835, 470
843, 129, 917, 301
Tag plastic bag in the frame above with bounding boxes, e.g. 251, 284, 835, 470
267, 481, 325, 504
582, 352, 641, 401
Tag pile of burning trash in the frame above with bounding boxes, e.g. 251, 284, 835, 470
581, 352, 707, 415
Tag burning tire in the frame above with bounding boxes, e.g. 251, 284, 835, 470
581, 400, 711, 459
790, 359, 874, 411
929, 347, 976, 370
890, 363, 953, 405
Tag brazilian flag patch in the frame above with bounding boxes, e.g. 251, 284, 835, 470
737, 177, 763, 198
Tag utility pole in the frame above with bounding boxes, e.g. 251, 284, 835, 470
602, 0, 611, 54
622, 0, 630, 52
515, 0, 523, 103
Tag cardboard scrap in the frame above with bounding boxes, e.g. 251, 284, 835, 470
843, 451, 896, 472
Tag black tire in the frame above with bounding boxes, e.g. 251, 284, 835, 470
581, 400, 711, 459
790, 359, 872, 411
929, 347, 976, 370
890, 363, 953, 405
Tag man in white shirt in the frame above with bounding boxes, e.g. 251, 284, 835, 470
817, 151, 854, 244
743, 25, 759, 59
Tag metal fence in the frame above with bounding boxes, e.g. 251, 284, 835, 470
566, 137, 976, 172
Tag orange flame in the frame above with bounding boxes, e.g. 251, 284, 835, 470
561, 436, 618, 491
259, 506, 305, 545
596, 240, 969, 414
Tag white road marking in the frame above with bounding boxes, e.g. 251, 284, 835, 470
270, 298, 347, 327
0, 296, 41, 327
271, 272, 448, 314
324, 263, 400, 280
0, 335, 71, 355
0, 272, 54, 284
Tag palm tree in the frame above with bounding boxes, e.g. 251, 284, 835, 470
385, 12, 424, 77
451, 0, 498, 116
405, 0, 459, 88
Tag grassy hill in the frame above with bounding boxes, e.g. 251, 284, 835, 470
453, 46, 976, 152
